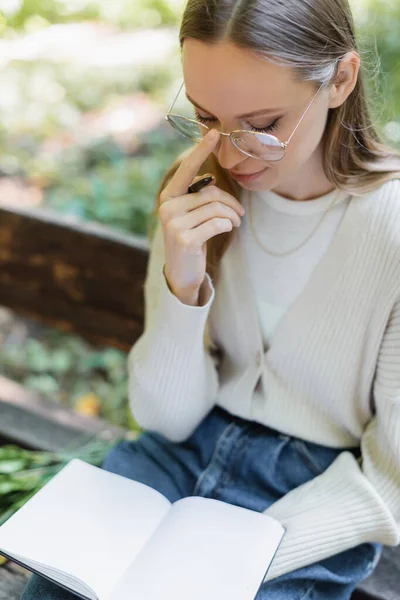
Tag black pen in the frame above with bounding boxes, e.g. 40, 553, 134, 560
188, 175, 216, 194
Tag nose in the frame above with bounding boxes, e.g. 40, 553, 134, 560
214, 133, 247, 171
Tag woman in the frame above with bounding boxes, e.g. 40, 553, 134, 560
22, 0, 400, 598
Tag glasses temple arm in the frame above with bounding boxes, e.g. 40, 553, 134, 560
284, 83, 324, 146
167, 80, 185, 113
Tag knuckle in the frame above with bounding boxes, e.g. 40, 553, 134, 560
209, 201, 224, 217
166, 217, 179, 235
177, 229, 192, 249
214, 218, 230, 232
218, 202, 236, 219
202, 185, 220, 200
198, 185, 213, 200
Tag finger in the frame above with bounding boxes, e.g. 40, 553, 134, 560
162, 129, 220, 201
197, 184, 245, 217
187, 217, 234, 247
167, 185, 245, 220
173, 202, 242, 231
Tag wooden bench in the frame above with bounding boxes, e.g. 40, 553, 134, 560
0, 203, 398, 600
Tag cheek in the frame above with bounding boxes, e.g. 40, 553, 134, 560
283, 120, 325, 167
235, 114, 328, 191
296, 110, 328, 156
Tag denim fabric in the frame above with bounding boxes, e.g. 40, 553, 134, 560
21, 405, 383, 600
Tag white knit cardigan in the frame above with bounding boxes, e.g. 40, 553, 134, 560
128, 179, 400, 582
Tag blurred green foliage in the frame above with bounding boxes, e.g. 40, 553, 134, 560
353, 0, 400, 129
0, 0, 183, 33
1, 327, 137, 429
33, 132, 189, 234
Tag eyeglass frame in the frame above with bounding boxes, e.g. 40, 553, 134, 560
165, 80, 325, 162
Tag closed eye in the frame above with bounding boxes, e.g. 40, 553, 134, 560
194, 112, 280, 134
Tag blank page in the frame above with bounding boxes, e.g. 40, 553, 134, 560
0, 459, 171, 600
107, 495, 285, 600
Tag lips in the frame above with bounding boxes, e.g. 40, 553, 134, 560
230, 169, 264, 176
229, 166, 270, 183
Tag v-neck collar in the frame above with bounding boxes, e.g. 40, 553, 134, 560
222, 189, 377, 365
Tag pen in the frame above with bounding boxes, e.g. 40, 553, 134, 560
188, 174, 216, 194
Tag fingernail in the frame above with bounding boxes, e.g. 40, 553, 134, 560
208, 129, 218, 142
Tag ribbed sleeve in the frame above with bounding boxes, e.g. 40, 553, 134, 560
128, 219, 219, 442
263, 298, 400, 582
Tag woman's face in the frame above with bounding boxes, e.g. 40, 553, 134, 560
181, 39, 332, 193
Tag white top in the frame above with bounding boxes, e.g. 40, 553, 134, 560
242, 187, 351, 344
127, 179, 400, 583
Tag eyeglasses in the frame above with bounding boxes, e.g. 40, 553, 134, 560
165, 81, 324, 162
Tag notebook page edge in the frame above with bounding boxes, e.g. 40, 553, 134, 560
0, 549, 98, 600
252, 525, 286, 598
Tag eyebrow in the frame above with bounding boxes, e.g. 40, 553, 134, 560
185, 93, 282, 119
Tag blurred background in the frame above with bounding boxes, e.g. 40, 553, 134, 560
0, 0, 399, 431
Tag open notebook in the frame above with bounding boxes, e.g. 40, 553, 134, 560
0, 458, 285, 600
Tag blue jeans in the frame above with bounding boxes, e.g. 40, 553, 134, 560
21, 405, 382, 600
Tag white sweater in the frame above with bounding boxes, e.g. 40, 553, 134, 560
128, 179, 400, 582
242, 186, 351, 343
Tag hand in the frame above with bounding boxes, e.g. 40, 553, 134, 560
159, 129, 245, 303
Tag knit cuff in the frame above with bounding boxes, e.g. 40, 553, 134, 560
155, 266, 215, 350
262, 452, 398, 582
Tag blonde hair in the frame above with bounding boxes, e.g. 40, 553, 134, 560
151, 0, 400, 352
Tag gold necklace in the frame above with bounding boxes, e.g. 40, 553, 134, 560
248, 189, 345, 257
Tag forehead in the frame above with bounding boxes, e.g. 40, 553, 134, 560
182, 39, 301, 114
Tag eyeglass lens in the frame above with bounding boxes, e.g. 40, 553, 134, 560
166, 115, 284, 161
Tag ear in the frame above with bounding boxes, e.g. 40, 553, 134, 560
328, 51, 361, 109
